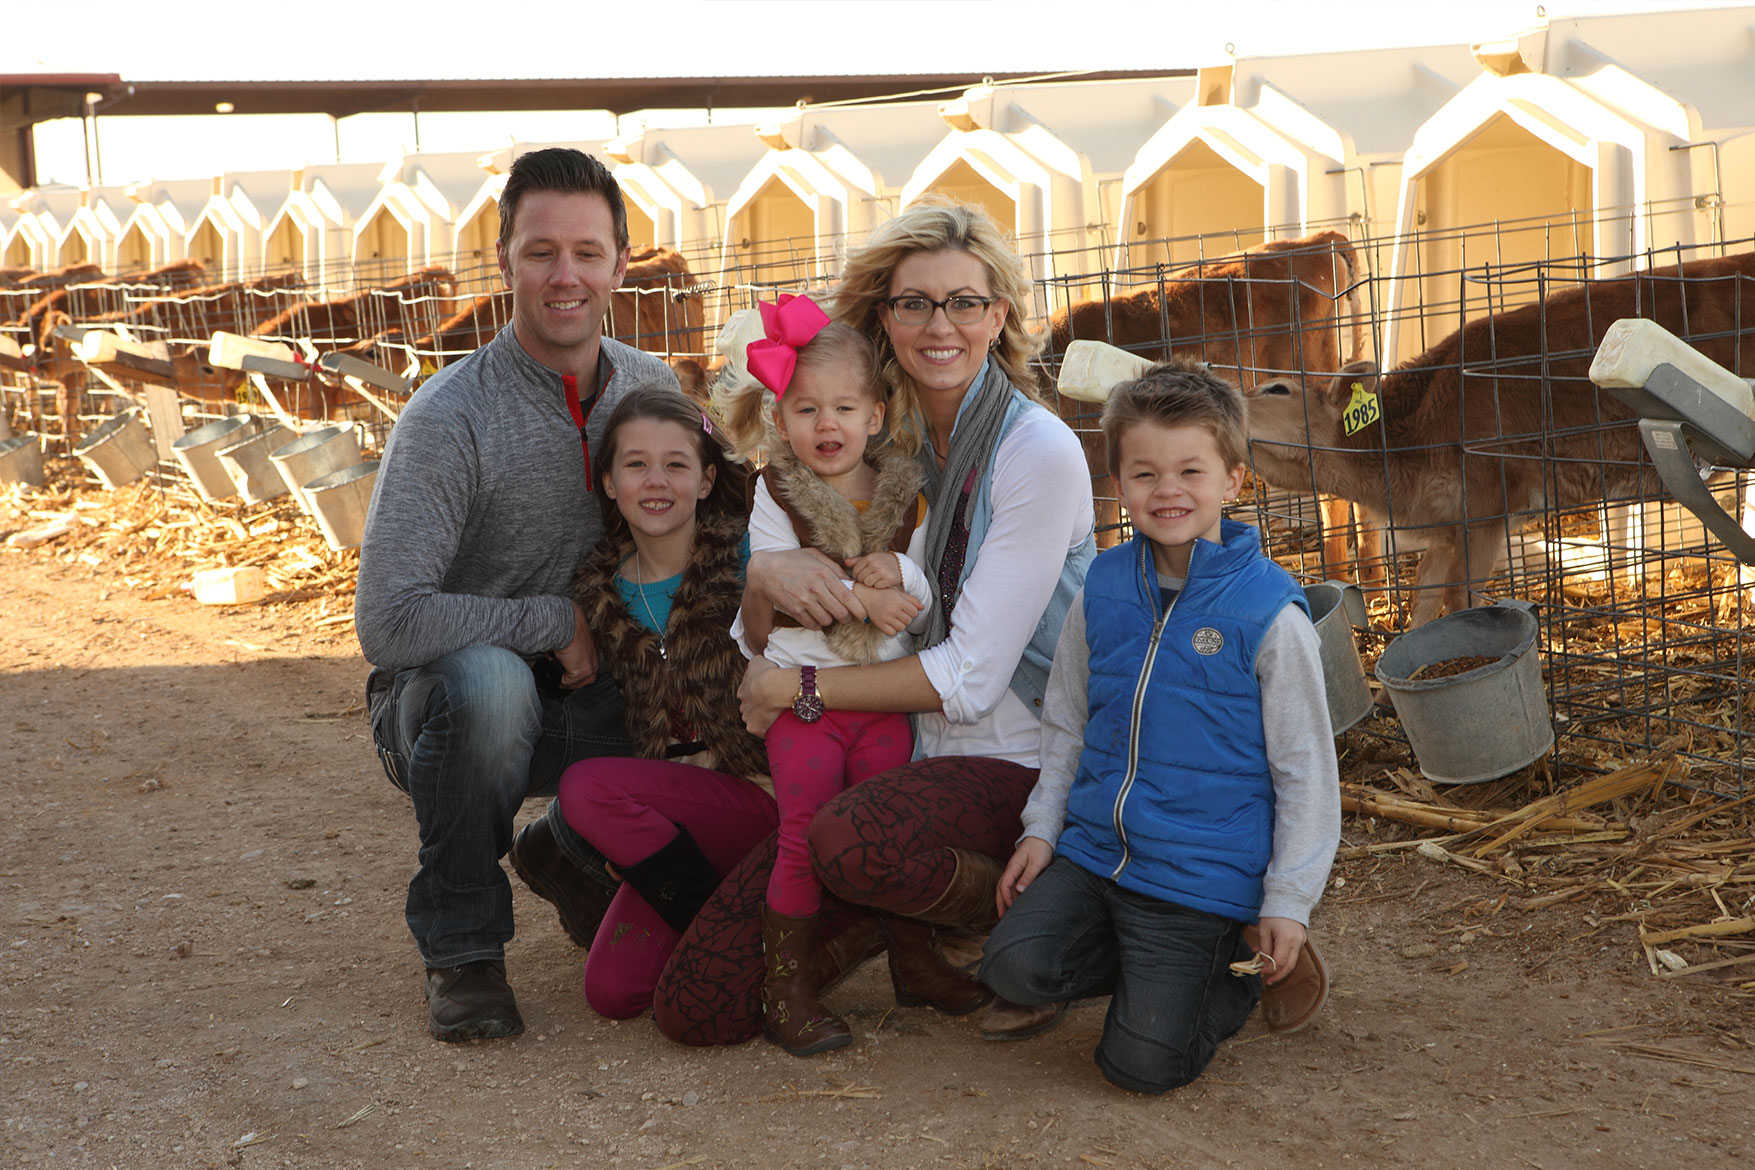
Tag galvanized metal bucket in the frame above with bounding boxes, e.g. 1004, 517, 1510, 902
1303, 580, 1373, 736
171, 414, 258, 502
216, 425, 293, 504
0, 432, 45, 487
303, 461, 379, 550
270, 425, 361, 516
1375, 600, 1553, 785
73, 408, 157, 489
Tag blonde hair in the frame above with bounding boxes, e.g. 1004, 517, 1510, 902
713, 320, 883, 464
830, 198, 1045, 453
1101, 357, 1249, 477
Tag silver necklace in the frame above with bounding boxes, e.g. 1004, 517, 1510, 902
632, 550, 666, 659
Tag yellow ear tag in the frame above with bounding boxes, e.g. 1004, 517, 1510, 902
1342, 380, 1381, 435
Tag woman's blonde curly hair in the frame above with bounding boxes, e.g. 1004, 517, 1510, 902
829, 198, 1045, 456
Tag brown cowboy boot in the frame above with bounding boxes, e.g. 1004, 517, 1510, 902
877, 913, 993, 1016
762, 906, 854, 1057
910, 848, 1004, 931
813, 914, 887, 996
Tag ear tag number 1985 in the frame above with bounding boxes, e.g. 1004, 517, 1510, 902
1342, 380, 1381, 435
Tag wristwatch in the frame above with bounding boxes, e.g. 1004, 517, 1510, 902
791, 665, 825, 724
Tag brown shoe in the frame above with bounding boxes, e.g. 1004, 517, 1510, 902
913, 848, 1004, 931
1247, 930, 1329, 1034
979, 997, 1067, 1042
425, 960, 524, 1042
508, 818, 617, 948
877, 913, 993, 1016
762, 906, 854, 1057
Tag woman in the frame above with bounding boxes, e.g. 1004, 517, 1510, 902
654, 201, 1096, 1046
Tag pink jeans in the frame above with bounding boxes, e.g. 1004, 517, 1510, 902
764, 709, 913, 916
557, 757, 778, 1019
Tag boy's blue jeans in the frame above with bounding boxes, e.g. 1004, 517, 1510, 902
980, 856, 1260, 1094
369, 645, 630, 969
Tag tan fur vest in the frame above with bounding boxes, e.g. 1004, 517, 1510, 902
762, 444, 926, 665
572, 508, 770, 782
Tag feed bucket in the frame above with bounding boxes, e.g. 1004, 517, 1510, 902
1374, 600, 1553, 784
0, 432, 45, 486
216, 425, 292, 504
171, 414, 258, 502
303, 461, 378, 550
270, 425, 360, 515
73, 408, 157, 489
1304, 581, 1372, 735
0, 433, 44, 487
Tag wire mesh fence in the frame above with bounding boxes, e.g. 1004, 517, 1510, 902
5, 207, 1755, 795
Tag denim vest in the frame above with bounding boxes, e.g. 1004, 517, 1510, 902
949, 370, 1096, 715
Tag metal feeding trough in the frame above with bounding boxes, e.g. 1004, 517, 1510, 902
1375, 600, 1554, 785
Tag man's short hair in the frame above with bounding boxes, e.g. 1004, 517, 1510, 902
498, 147, 629, 253
1101, 357, 1250, 476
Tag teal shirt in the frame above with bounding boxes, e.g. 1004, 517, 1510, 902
613, 533, 751, 633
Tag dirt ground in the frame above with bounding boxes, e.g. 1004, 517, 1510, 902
4, 478, 1754, 1170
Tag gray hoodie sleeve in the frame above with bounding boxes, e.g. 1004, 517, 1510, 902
1257, 604, 1343, 925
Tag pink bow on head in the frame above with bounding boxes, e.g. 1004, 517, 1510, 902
746, 293, 831, 398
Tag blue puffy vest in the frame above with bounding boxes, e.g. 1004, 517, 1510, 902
1056, 519, 1307, 921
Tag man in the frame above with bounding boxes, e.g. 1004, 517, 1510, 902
355, 148, 681, 1041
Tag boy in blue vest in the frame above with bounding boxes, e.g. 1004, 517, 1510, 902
980, 358, 1341, 1094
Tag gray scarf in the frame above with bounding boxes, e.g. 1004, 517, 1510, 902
918, 358, 1016, 651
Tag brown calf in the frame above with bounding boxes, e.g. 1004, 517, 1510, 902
607, 246, 707, 357
1246, 250, 1755, 626
1048, 231, 1367, 560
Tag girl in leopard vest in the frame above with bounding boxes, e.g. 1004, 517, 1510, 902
716, 295, 968, 1057
555, 386, 777, 1021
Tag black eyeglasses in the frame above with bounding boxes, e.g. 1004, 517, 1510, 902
883, 294, 999, 326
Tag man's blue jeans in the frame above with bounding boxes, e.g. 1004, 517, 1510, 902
369, 645, 630, 968
980, 856, 1260, 1094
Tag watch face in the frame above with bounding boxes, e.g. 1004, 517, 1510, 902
792, 693, 826, 724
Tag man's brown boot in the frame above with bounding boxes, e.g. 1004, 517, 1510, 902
762, 906, 854, 1057
877, 913, 992, 1016
424, 960, 524, 1042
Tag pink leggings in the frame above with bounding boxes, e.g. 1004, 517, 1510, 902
556, 757, 778, 1020
765, 709, 913, 917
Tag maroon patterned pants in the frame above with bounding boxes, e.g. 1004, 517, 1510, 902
653, 755, 1038, 1046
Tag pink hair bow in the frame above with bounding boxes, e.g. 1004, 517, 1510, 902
746, 293, 830, 398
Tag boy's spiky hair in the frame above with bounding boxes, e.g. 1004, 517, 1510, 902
1100, 357, 1249, 476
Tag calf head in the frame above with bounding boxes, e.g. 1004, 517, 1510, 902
1245, 360, 1383, 493
1248, 358, 1379, 444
